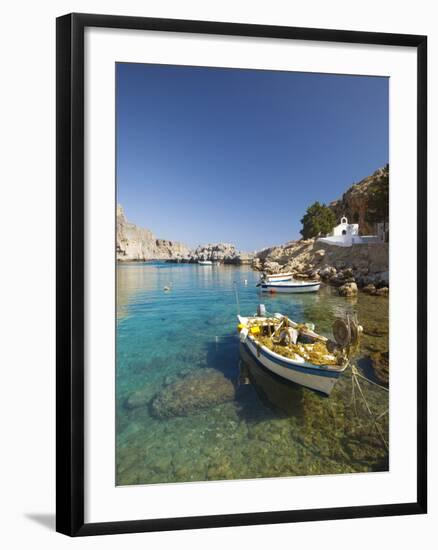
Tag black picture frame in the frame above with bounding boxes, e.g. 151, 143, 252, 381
56, 12, 427, 537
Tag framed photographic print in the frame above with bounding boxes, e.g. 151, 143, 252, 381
56, 13, 427, 536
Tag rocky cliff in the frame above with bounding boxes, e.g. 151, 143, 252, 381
329, 165, 389, 235
117, 205, 191, 261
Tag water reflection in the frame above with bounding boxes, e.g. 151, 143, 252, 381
239, 344, 304, 416
117, 263, 161, 320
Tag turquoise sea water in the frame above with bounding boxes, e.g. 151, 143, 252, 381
116, 262, 389, 485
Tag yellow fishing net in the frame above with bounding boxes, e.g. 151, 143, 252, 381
239, 316, 348, 366
256, 335, 339, 366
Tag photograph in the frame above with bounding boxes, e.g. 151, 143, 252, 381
115, 62, 390, 486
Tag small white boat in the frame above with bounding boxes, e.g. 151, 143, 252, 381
198, 260, 213, 265
262, 272, 293, 283
260, 280, 320, 293
237, 311, 354, 395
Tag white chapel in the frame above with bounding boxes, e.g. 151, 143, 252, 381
317, 216, 380, 247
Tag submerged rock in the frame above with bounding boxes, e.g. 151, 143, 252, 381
370, 351, 389, 387
363, 322, 388, 337
125, 386, 154, 410
151, 368, 236, 418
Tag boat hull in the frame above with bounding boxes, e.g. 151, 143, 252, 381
242, 336, 341, 395
261, 282, 320, 293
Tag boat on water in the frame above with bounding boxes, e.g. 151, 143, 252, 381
237, 307, 361, 395
198, 260, 213, 265
260, 280, 320, 293
261, 272, 293, 283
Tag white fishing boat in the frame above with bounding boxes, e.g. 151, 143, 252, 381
260, 280, 320, 293
262, 272, 293, 283
198, 260, 213, 265
237, 308, 360, 395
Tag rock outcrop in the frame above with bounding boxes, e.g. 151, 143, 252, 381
117, 205, 190, 261
329, 165, 389, 235
338, 282, 358, 297
150, 369, 236, 418
188, 243, 253, 264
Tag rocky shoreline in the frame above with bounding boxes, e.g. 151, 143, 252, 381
117, 161, 389, 296
117, 207, 388, 296
252, 238, 389, 297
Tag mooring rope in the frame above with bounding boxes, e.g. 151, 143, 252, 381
353, 370, 389, 392
375, 409, 389, 422
350, 365, 389, 450
233, 281, 240, 316
351, 370, 358, 415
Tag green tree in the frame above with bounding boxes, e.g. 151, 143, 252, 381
300, 202, 336, 239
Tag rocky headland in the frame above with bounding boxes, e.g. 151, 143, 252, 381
253, 166, 389, 297
117, 205, 190, 262
117, 204, 253, 264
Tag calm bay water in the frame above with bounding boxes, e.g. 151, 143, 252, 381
116, 262, 389, 485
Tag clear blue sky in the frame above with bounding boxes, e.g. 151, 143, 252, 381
116, 63, 388, 251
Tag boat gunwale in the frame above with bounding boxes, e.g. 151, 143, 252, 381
260, 281, 321, 288
262, 272, 293, 278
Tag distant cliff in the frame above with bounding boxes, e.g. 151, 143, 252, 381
117, 205, 190, 261
329, 165, 389, 235
188, 243, 253, 264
